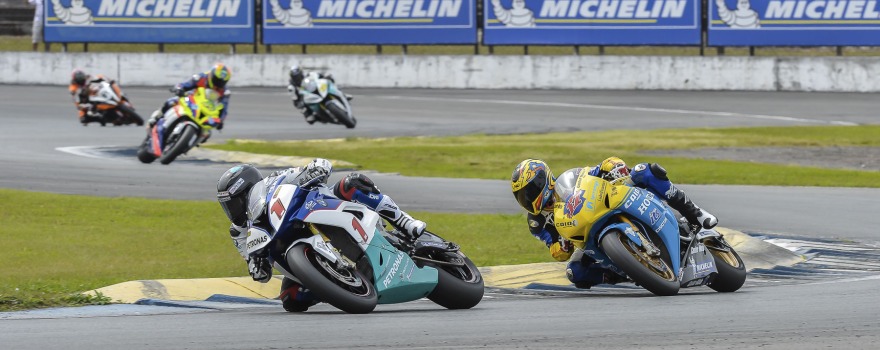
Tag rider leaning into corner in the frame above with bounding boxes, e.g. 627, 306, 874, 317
287, 65, 352, 125
147, 63, 232, 130
216, 158, 427, 312
68, 69, 123, 126
510, 157, 719, 289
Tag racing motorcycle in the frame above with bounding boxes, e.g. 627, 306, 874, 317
82, 80, 144, 126
245, 180, 484, 314
296, 72, 356, 128
555, 174, 747, 296
137, 87, 222, 165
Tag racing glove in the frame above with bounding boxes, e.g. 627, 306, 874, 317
298, 158, 333, 187
550, 239, 573, 262
170, 86, 185, 97
247, 255, 272, 283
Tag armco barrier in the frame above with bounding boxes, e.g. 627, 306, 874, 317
2, 52, 880, 92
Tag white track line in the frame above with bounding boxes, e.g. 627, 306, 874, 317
376, 95, 858, 126
55, 146, 108, 159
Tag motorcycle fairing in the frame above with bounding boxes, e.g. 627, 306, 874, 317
293, 190, 438, 303
555, 174, 682, 278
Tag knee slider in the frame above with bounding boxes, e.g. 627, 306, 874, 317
334, 172, 379, 200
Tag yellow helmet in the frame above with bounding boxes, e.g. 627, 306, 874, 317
597, 156, 629, 181
511, 159, 555, 215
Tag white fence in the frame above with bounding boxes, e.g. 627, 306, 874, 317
2, 52, 880, 92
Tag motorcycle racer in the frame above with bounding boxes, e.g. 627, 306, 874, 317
216, 159, 427, 312
287, 65, 352, 125
510, 157, 718, 289
68, 69, 125, 126
148, 63, 231, 129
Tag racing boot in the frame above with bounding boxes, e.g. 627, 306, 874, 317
279, 277, 319, 312
374, 195, 426, 238
666, 186, 717, 230
304, 113, 316, 125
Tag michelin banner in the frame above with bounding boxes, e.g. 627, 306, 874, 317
483, 0, 701, 45
262, 0, 477, 44
709, 0, 880, 45
43, 0, 254, 43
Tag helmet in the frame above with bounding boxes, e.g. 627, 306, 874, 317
289, 65, 304, 86
71, 69, 88, 86
209, 63, 231, 90
217, 164, 263, 226
511, 159, 555, 215
597, 157, 629, 181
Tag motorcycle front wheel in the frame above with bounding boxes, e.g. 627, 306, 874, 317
326, 102, 356, 129
601, 229, 680, 296
704, 238, 747, 292
137, 137, 157, 164
117, 103, 144, 126
423, 252, 484, 310
158, 124, 198, 165
287, 244, 377, 314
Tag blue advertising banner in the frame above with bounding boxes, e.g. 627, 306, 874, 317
709, 0, 880, 46
262, 0, 477, 44
483, 0, 701, 45
44, 0, 254, 43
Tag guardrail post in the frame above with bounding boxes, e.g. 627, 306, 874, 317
61, 43, 67, 52
84, 43, 88, 52
716, 47, 724, 56
749, 46, 755, 56
267, 45, 272, 53
158, 44, 164, 53
402, 45, 408, 55
598, 46, 605, 55
377, 45, 382, 54
836, 46, 843, 56
488, 46, 494, 55
574, 46, 580, 56
524, 45, 529, 55
230, 44, 236, 55
303, 45, 308, 54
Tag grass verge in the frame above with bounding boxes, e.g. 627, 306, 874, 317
0, 189, 541, 311
206, 125, 880, 188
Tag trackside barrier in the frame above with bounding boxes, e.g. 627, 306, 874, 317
2, 52, 880, 91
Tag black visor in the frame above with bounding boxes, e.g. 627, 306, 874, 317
513, 175, 546, 214
219, 192, 247, 226
212, 75, 227, 89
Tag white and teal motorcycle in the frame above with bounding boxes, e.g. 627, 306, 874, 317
297, 72, 356, 128
245, 180, 483, 314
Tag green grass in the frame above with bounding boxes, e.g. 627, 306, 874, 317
7, 35, 880, 56
207, 125, 880, 188
0, 188, 542, 311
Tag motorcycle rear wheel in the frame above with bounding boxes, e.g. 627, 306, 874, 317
705, 238, 747, 293
601, 229, 680, 296
158, 124, 197, 165
287, 244, 377, 314
424, 253, 484, 310
326, 102, 356, 129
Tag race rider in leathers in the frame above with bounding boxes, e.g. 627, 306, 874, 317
511, 157, 718, 289
148, 63, 232, 130
217, 159, 427, 312
68, 69, 125, 126
287, 65, 352, 125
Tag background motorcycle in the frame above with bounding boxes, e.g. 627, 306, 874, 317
245, 180, 484, 314
137, 87, 221, 165
82, 80, 144, 126
556, 175, 747, 296
297, 72, 356, 128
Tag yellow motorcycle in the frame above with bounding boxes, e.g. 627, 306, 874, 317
555, 172, 747, 296
137, 88, 222, 165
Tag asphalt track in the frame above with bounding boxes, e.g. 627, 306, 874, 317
1, 85, 879, 349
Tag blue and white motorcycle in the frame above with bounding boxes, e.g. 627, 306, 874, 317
297, 72, 356, 128
244, 180, 483, 313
